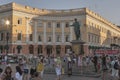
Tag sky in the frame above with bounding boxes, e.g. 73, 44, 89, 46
0, 0, 120, 25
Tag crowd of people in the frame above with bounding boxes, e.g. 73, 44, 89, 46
0, 54, 64, 80
0, 53, 120, 80
0, 56, 43, 80
92, 54, 120, 80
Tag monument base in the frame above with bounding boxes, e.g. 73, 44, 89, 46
71, 40, 85, 55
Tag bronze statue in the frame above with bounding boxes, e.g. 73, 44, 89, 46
71, 18, 81, 40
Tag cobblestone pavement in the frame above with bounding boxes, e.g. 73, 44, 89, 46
0, 63, 112, 80
44, 74, 101, 80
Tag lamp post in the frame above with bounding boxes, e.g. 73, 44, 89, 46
5, 20, 10, 55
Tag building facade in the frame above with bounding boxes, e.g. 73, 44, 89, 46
0, 2, 120, 57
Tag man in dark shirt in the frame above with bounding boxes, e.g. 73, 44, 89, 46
102, 54, 107, 71
93, 54, 98, 72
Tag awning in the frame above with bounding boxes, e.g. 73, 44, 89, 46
95, 50, 119, 54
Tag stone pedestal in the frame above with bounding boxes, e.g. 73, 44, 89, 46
71, 40, 85, 55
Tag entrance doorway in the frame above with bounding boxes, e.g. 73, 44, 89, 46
29, 45, 34, 54
17, 45, 22, 54
46, 45, 52, 57
56, 45, 61, 55
38, 45, 42, 54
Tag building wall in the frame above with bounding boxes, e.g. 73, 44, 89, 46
0, 3, 120, 56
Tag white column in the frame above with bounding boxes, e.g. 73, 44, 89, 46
26, 19, 29, 42
61, 22, 65, 43
70, 22, 73, 41
43, 22, 47, 43
34, 21, 37, 43
52, 22, 56, 43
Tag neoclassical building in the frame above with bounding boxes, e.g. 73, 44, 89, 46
0, 2, 120, 56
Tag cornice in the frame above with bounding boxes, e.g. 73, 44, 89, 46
86, 12, 120, 33
0, 9, 12, 13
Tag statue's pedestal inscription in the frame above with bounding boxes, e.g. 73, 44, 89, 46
71, 40, 85, 55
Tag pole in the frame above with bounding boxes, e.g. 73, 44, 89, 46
5, 20, 10, 55
6, 32, 9, 55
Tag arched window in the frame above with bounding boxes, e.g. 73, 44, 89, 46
38, 45, 42, 54
46, 45, 52, 57
56, 45, 61, 54
17, 45, 22, 54
29, 45, 34, 54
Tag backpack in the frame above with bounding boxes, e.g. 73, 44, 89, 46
114, 62, 119, 70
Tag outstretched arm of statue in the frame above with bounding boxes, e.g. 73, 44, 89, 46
69, 23, 74, 27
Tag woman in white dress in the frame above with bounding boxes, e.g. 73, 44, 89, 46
55, 57, 62, 80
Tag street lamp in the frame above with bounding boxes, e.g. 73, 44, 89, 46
6, 20, 10, 25
5, 20, 10, 55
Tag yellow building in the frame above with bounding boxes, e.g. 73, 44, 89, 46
0, 2, 120, 56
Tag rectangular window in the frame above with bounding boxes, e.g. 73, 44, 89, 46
37, 21, 43, 27
95, 36, 97, 43
98, 36, 100, 43
17, 33, 21, 40
56, 35, 61, 42
38, 35, 42, 42
48, 22, 51, 28
65, 22, 69, 28
56, 22, 60, 28
92, 35, 93, 42
48, 36, 51, 42
6, 32, 9, 41
88, 34, 90, 42
18, 18, 22, 24
29, 34, 33, 41
66, 35, 69, 42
